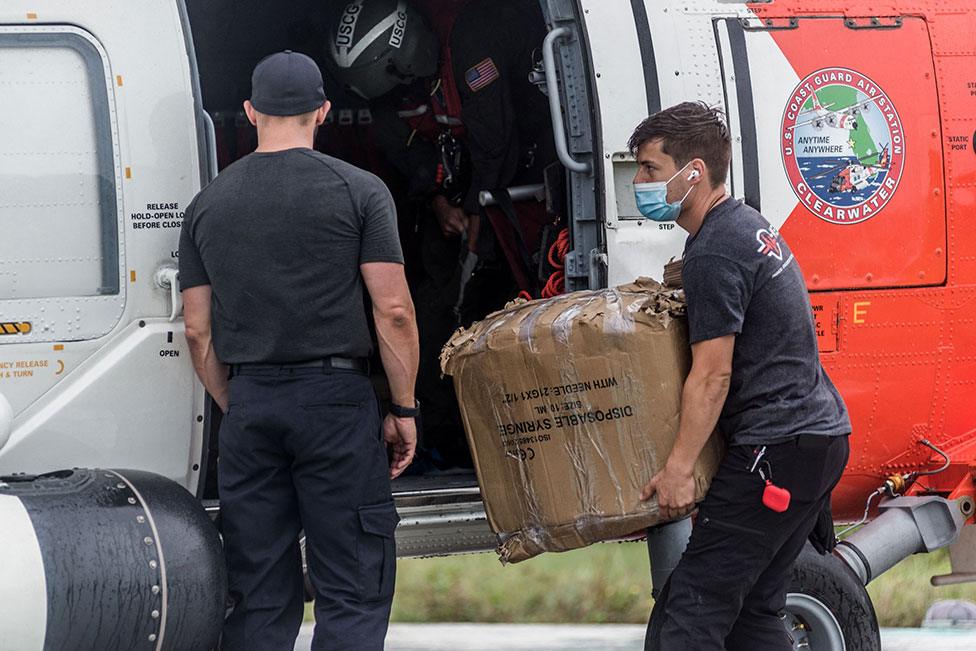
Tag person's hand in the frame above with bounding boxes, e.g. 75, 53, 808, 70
383, 413, 417, 479
640, 460, 697, 521
431, 195, 469, 238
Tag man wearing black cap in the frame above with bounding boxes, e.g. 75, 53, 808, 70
179, 50, 419, 650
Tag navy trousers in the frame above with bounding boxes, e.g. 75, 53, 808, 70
219, 366, 399, 651
645, 434, 849, 650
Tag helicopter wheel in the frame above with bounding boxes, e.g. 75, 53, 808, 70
784, 544, 881, 651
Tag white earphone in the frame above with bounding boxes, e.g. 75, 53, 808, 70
687, 169, 701, 181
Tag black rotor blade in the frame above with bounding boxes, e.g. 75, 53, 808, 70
810, 163, 849, 180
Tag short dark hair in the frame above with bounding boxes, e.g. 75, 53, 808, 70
255, 106, 319, 127
627, 101, 731, 188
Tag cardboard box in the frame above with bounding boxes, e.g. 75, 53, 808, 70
441, 278, 724, 563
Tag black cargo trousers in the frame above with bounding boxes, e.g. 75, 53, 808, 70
645, 433, 850, 651
218, 365, 399, 651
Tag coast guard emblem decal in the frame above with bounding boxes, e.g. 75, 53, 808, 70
781, 67, 905, 225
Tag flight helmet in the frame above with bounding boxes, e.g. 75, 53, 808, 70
325, 0, 438, 100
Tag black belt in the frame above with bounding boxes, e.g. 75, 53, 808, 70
230, 356, 369, 377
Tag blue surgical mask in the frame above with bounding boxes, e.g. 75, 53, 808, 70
634, 163, 697, 222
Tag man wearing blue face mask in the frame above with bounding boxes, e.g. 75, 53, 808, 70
633, 160, 701, 222
631, 102, 851, 650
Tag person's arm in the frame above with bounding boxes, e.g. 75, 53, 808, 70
361, 262, 418, 407
640, 335, 734, 520
641, 253, 749, 519
177, 195, 229, 410
361, 262, 420, 478
183, 285, 229, 413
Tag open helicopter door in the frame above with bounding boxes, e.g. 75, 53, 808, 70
0, 3, 214, 494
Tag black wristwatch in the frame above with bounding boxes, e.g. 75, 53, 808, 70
390, 399, 421, 419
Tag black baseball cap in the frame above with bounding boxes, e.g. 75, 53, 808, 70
249, 50, 326, 116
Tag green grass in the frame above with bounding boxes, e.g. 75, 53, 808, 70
304, 541, 976, 626
391, 542, 652, 624
866, 549, 976, 627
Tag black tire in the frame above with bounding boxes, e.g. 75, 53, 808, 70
785, 543, 881, 651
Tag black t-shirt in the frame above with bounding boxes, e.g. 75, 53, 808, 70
681, 198, 851, 445
178, 148, 403, 364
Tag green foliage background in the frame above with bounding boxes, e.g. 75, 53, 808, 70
356, 543, 976, 627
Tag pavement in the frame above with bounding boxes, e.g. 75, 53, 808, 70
880, 627, 976, 651
294, 623, 976, 650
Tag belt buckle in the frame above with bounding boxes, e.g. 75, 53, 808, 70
331, 357, 353, 371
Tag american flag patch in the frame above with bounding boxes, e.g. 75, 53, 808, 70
465, 58, 499, 92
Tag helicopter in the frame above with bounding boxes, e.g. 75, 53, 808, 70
790, 91, 881, 131
809, 144, 892, 193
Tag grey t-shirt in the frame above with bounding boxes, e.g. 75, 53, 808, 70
682, 198, 850, 445
178, 148, 403, 364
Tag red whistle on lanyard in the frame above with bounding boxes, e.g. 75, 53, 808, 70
762, 480, 791, 513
